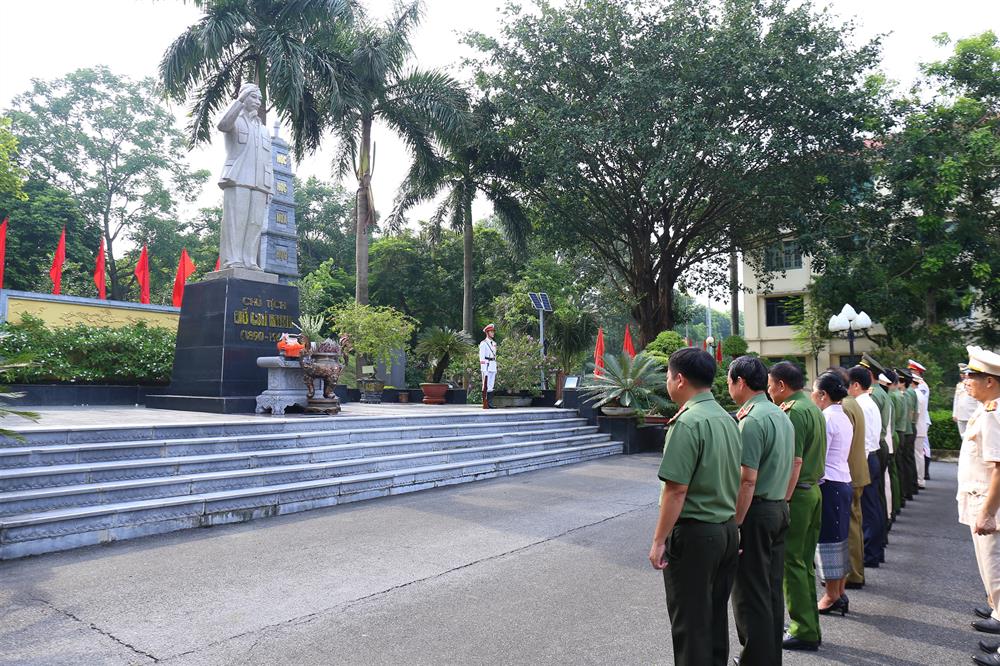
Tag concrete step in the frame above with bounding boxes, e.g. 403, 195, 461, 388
5, 409, 576, 448
0, 432, 612, 515
0, 425, 601, 492
0, 440, 623, 559
0, 418, 590, 469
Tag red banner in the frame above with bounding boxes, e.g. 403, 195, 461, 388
49, 227, 66, 295
134, 245, 150, 304
172, 248, 196, 307
94, 237, 106, 300
594, 327, 605, 377
0, 217, 7, 290
623, 324, 635, 359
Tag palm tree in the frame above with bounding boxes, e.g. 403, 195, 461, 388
326, 0, 468, 306
159, 0, 352, 156
388, 99, 529, 334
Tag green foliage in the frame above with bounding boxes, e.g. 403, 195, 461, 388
724, 335, 749, 358
579, 352, 669, 412
0, 117, 27, 202
325, 302, 417, 368
414, 327, 474, 383
7, 67, 210, 301
644, 331, 687, 369
494, 332, 559, 396
929, 409, 962, 450
298, 259, 354, 318
789, 294, 831, 376
0, 315, 175, 384
0, 331, 39, 440
295, 314, 326, 341
295, 176, 356, 277
546, 302, 598, 375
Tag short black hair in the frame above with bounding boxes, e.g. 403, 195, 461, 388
668, 348, 716, 389
729, 355, 768, 392
883, 369, 898, 384
768, 361, 805, 391
848, 365, 872, 390
816, 372, 849, 402
826, 366, 850, 385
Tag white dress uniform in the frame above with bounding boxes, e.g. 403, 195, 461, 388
479, 337, 497, 392
955, 381, 982, 437
913, 371, 931, 488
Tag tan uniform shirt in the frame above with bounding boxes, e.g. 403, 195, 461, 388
957, 400, 1000, 526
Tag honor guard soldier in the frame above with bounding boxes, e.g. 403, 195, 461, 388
955, 347, 1000, 661
479, 324, 498, 409
650, 348, 742, 666
767, 361, 826, 652
910, 359, 932, 485
727, 356, 795, 666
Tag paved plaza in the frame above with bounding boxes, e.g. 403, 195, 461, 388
0, 454, 982, 665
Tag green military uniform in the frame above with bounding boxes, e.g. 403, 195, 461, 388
889, 387, 908, 512
658, 391, 742, 666
870, 384, 892, 543
842, 396, 871, 587
731, 393, 794, 666
782, 390, 827, 643
903, 386, 919, 497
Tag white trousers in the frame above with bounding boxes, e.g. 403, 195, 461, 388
221, 187, 268, 269
972, 528, 1000, 620
959, 421, 969, 438
915, 435, 928, 486
481, 371, 496, 392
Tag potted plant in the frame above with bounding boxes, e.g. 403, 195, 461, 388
414, 327, 474, 405
579, 352, 669, 417
492, 332, 560, 407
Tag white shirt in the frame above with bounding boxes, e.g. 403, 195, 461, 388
479, 338, 497, 374
915, 384, 931, 437
856, 392, 882, 455
957, 400, 1000, 525
881, 392, 894, 453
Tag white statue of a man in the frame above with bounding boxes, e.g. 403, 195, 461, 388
217, 83, 273, 270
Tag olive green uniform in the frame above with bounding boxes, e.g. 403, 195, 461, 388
782, 390, 827, 643
871, 385, 892, 545
731, 393, 795, 666
658, 391, 742, 666
902, 387, 919, 497
843, 396, 871, 586
889, 388, 908, 512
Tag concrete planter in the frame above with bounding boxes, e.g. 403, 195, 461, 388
598, 416, 665, 455
9, 384, 167, 407
420, 383, 449, 405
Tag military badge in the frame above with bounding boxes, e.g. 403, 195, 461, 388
736, 403, 755, 421
780, 400, 794, 413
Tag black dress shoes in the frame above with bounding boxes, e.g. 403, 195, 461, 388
846, 581, 865, 590
782, 634, 820, 651
980, 640, 1000, 654
978, 606, 995, 620
974, 617, 1000, 634
973, 651, 1000, 666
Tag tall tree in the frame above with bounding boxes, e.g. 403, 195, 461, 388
295, 175, 355, 276
325, 0, 468, 305
6, 67, 209, 300
389, 99, 529, 334
0, 117, 27, 202
468, 0, 882, 345
160, 0, 352, 155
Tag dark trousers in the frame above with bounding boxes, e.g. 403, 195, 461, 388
902, 433, 918, 497
862, 453, 886, 565
663, 519, 739, 666
733, 499, 789, 666
876, 443, 889, 546
895, 430, 911, 503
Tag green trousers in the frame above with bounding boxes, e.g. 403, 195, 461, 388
784, 484, 822, 642
889, 451, 901, 515
733, 499, 789, 666
663, 519, 739, 666
847, 485, 865, 585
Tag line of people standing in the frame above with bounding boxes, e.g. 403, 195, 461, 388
649, 348, 931, 666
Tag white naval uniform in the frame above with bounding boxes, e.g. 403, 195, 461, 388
957, 400, 1000, 619
479, 338, 497, 392
955, 382, 981, 437
915, 381, 931, 486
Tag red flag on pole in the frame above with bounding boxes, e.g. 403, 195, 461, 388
134, 245, 150, 304
172, 248, 196, 307
0, 217, 8, 290
685, 337, 692, 347
94, 237, 106, 300
49, 227, 66, 295
716, 338, 724, 363
702, 339, 707, 351
594, 327, 605, 377
214, 256, 221, 272
623, 324, 636, 358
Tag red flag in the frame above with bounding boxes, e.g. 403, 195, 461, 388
594, 327, 605, 377
172, 248, 196, 307
716, 338, 724, 363
134, 245, 150, 304
685, 337, 693, 347
94, 237, 106, 300
215, 256, 221, 271
49, 227, 66, 295
0, 217, 7, 290
623, 324, 635, 358
702, 339, 707, 351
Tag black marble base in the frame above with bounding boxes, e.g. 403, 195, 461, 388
146, 277, 299, 413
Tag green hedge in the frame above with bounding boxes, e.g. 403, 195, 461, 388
0, 315, 175, 385
928, 409, 961, 450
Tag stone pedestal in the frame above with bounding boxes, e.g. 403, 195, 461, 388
255, 356, 308, 415
146, 277, 299, 414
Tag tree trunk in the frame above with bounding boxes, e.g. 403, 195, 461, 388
355, 115, 373, 306
925, 288, 937, 327
633, 277, 675, 347
462, 187, 474, 335
729, 251, 740, 336
255, 58, 268, 125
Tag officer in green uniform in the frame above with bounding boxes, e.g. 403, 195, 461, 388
728, 356, 795, 666
899, 368, 919, 498
861, 353, 892, 550
886, 370, 907, 512
767, 360, 826, 651
650, 348, 741, 666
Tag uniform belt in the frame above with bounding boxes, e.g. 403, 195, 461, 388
795, 482, 813, 490
484, 357, 495, 361
752, 496, 785, 503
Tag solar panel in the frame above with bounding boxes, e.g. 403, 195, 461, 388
528, 292, 553, 312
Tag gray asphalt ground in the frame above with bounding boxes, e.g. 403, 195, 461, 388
0, 455, 984, 665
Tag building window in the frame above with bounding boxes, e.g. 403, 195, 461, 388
765, 240, 803, 271
765, 296, 802, 327
838, 355, 861, 368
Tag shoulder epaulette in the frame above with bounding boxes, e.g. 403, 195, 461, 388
987, 400, 998, 413
780, 400, 794, 413
667, 405, 688, 425
736, 403, 755, 421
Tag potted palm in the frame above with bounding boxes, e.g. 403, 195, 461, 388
414, 327, 474, 405
579, 352, 669, 416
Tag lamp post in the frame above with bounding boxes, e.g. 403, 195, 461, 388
827, 303, 872, 361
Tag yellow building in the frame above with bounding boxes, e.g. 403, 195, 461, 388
742, 240, 878, 373
0, 290, 179, 330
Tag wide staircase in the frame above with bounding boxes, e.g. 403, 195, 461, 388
0, 408, 620, 559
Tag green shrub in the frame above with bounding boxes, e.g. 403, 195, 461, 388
928, 409, 961, 450
723, 335, 748, 358
0, 314, 175, 384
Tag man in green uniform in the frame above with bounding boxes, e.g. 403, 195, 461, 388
728, 356, 795, 666
767, 360, 826, 651
886, 370, 907, 513
650, 348, 742, 666
899, 368, 919, 499
861, 353, 892, 553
